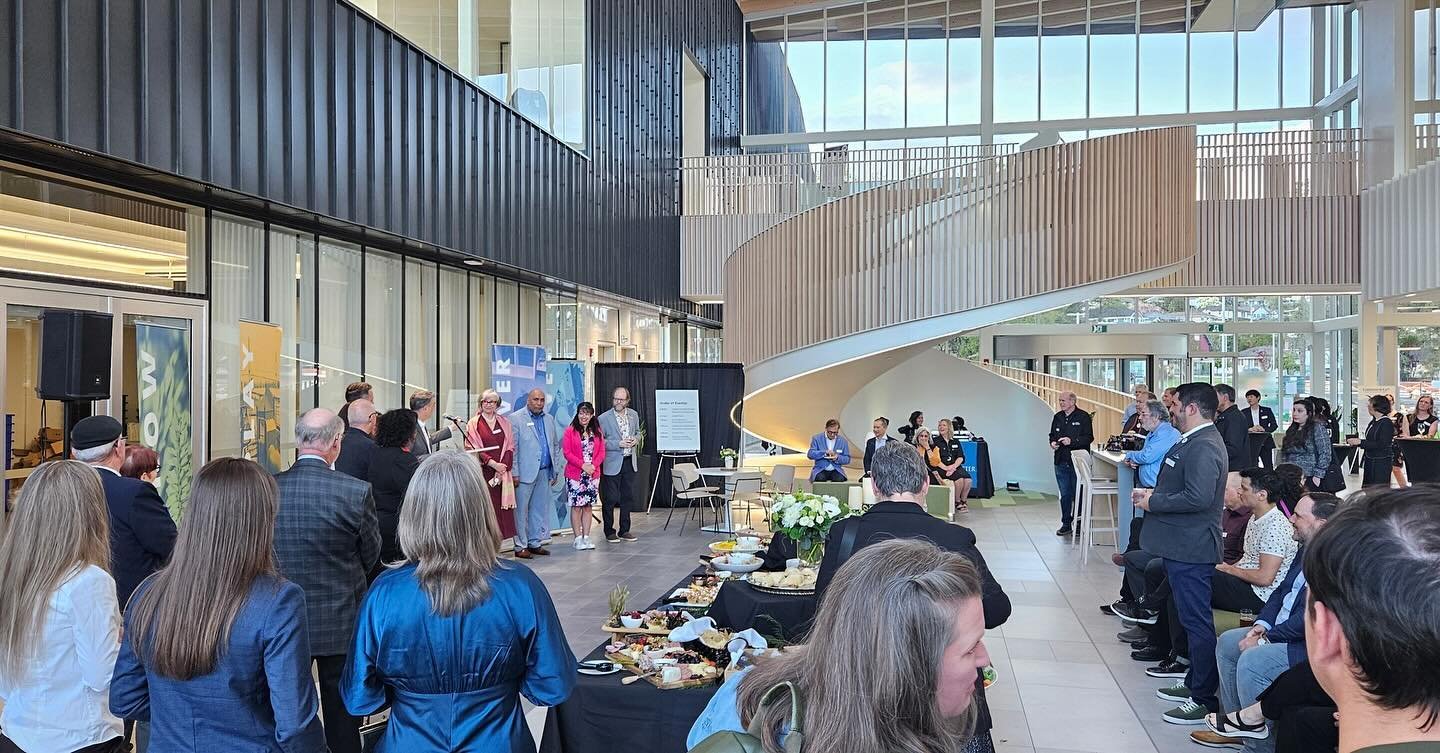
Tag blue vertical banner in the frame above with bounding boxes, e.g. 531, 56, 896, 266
135, 322, 193, 520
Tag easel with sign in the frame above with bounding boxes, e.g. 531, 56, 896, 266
646, 451, 701, 512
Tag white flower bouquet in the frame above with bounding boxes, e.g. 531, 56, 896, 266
768, 491, 859, 567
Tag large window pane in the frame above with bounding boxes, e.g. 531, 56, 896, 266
268, 227, 316, 463
0, 167, 206, 294
472, 0, 510, 100
1041, 23, 1087, 120
439, 267, 470, 436
949, 5, 982, 124
364, 250, 403, 410
866, 4, 906, 129
519, 284, 542, 344
495, 278, 519, 343
825, 8, 866, 132
543, 291, 579, 359
318, 239, 362, 414
404, 258, 438, 425
1139, 17, 1186, 114
1238, 12, 1280, 110
788, 11, 827, 132
210, 214, 265, 460
995, 18, 1040, 122
1281, 8, 1313, 107
1190, 2, 1235, 113
472, 274, 493, 403
1233, 296, 1279, 322
1188, 296, 1231, 322
1090, 3, 1138, 117
907, 4, 947, 128
1138, 296, 1187, 323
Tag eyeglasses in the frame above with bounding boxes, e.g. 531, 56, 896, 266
482, 399, 499, 405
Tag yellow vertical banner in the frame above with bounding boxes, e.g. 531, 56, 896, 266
239, 320, 283, 472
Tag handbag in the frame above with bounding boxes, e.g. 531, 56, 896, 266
1318, 459, 1346, 493
690, 681, 806, 753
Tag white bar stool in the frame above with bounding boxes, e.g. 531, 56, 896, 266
1071, 449, 1119, 566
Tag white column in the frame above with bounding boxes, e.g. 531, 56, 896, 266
1359, 0, 1417, 185
980, 0, 995, 145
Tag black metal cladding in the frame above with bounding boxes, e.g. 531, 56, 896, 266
0, 0, 743, 312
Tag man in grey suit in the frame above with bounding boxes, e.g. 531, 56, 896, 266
508, 387, 564, 558
409, 389, 452, 458
1132, 382, 1230, 725
272, 408, 381, 753
598, 386, 641, 544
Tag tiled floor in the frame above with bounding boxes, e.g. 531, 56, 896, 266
522, 497, 1206, 753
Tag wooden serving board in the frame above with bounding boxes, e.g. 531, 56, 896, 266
601, 622, 679, 636
624, 664, 721, 690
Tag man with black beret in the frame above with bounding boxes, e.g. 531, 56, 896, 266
72, 415, 177, 609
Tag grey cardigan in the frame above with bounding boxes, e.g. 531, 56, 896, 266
1281, 423, 1332, 479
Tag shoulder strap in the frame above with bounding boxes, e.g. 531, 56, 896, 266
743, 681, 805, 753
835, 520, 863, 564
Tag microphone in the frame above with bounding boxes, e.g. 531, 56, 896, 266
443, 414, 463, 422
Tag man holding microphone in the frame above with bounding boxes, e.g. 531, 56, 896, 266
1131, 382, 1230, 725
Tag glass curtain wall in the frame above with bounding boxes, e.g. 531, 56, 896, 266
744, 0, 1325, 143
208, 223, 573, 463
354, 0, 587, 149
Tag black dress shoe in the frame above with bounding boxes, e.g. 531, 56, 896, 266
1131, 639, 1153, 650
528, 546, 551, 556
1056, 526, 1074, 536
1131, 645, 1169, 662
1146, 658, 1190, 678
1100, 603, 1117, 616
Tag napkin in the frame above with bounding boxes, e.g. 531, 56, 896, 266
669, 618, 769, 667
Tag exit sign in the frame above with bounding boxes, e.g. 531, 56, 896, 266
1207, 323, 1225, 333
1091, 324, 1108, 333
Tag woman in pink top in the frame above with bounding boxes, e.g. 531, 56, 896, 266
562, 402, 606, 550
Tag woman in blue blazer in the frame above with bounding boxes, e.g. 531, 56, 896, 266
111, 458, 327, 753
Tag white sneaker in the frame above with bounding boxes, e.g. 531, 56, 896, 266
583, 537, 596, 550
574, 538, 584, 550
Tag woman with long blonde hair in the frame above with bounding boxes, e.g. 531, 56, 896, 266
688, 538, 992, 753
110, 457, 326, 752
341, 451, 575, 751
0, 461, 123, 753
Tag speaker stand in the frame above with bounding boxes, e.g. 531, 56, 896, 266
60, 400, 93, 459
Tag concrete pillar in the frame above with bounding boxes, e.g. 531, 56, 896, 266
1359, 300, 1384, 387
1360, 0, 1417, 186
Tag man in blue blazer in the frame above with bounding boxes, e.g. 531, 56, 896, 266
1204, 492, 1339, 746
807, 418, 852, 482
72, 415, 177, 610
509, 388, 565, 558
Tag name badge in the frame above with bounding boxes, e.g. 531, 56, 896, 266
1164, 458, 1177, 467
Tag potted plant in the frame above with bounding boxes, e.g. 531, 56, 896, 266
768, 491, 859, 568
719, 447, 738, 469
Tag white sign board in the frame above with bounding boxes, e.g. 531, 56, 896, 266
655, 389, 702, 453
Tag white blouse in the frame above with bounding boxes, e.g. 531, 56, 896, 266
0, 564, 124, 751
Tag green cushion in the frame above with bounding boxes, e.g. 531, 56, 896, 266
925, 486, 952, 519
810, 481, 857, 499
1213, 609, 1243, 635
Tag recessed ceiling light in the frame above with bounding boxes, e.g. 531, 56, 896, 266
1406, 293, 1418, 297
463, 258, 484, 266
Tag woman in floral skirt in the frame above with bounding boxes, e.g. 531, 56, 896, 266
562, 402, 606, 550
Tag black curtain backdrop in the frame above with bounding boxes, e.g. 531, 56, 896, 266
595, 361, 745, 482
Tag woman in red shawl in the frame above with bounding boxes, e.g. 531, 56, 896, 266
464, 388, 518, 545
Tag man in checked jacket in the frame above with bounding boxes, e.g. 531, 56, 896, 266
273, 408, 381, 753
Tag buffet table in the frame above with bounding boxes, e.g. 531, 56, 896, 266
706, 579, 817, 641
1399, 438, 1440, 483
539, 568, 719, 753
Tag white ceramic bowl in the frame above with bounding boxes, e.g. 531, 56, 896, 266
620, 615, 645, 629
711, 554, 763, 573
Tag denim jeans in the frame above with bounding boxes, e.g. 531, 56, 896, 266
1054, 463, 1077, 526
1217, 627, 1293, 752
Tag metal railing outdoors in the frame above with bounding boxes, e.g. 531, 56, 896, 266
725, 127, 1198, 368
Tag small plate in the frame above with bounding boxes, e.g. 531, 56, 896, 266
578, 661, 622, 676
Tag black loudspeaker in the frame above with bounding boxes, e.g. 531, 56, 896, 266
37, 309, 113, 400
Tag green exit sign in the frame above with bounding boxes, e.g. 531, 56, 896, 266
1091, 324, 1108, 333
1207, 323, 1225, 333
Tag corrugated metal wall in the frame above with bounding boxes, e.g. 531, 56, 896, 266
0, 0, 742, 311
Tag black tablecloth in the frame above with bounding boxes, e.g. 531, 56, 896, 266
707, 580, 817, 641
539, 569, 719, 753
961, 440, 996, 499
1399, 438, 1440, 483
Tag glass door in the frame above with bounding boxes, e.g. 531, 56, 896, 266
1, 280, 206, 524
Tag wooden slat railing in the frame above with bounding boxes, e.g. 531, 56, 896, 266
1362, 154, 1440, 300
976, 361, 1132, 442
724, 127, 1198, 369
